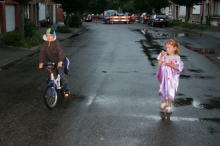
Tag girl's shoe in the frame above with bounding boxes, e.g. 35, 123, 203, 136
166, 107, 172, 114
160, 103, 167, 110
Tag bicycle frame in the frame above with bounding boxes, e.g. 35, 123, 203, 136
43, 62, 61, 109
45, 67, 61, 92
43, 61, 69, 109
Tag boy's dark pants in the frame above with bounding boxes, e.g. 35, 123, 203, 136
58, 67, 69, 91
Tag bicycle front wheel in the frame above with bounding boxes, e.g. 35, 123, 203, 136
44, 86, 58, 109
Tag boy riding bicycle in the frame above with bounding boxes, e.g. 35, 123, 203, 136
39, 28, 71, 96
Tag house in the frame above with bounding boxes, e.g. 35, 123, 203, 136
163, 0, 220, 26
0, 0, 61, 33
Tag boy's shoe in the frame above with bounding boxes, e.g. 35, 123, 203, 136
62, 90, 71, 97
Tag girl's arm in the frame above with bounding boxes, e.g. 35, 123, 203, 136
157, 51, 165, 66
165, 62, 179, 71
158, 56, 163, 66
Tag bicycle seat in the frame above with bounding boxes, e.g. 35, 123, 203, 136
45, 62, 56, 68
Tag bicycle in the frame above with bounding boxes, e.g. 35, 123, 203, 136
43, 61, 69, 109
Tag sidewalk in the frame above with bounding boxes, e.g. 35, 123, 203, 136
173, 24, 220, 38
0, 22, 86, 68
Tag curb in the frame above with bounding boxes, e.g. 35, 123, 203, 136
172, 26, 220, 39
0, 26, 87, 69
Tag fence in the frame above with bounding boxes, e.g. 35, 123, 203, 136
110, 16, 130, 24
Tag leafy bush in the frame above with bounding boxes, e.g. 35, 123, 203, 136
25, 26, 35, 38
0, 31, 43, 48
169, 19, 207, 30
56, 26, 72, 33
22, 34, 44, 48
64, 12, 82, 28
24, 18, 35, 38
0, 31, 20, 45
169, 19, 182, 26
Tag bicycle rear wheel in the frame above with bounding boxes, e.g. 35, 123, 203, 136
44, 86, 58, 109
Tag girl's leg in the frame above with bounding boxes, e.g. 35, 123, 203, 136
160, 101, 167, 110
159, 89, 167, 110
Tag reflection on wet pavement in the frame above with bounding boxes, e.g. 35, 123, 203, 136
137, 29, 164, 66
180, 75, 191, 79
207, 127, 220, 135
174, 98, 193, 107
200, 118, 220, 124
188, 69, 204, 73
170, 33, 203, 38
160, 112, 171, 121
173, 96, 220, 110
199, 98, 220, 109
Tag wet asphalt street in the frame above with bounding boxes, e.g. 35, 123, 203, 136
0, 20, 220, 145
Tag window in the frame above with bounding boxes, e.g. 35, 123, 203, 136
168, 6, 172, 19
192, 5, 200, 14
213, 0, 220, 17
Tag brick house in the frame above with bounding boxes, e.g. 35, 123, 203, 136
0, 0, 62, 33
163, 0, 220, 26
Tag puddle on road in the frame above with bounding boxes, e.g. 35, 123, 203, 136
207, 127, 220, 135
180, 74, 191, 79
135, 29, 192, 67
173, 96, 220, 110
138, 29, 216, 58
174, 98, 194, 107
135, 29, 164, 66
200, 118, 220, 124
194, 75, 215, 79
170, 33, 203, 38
188, 69, 204, 73
199, 97, 220, 109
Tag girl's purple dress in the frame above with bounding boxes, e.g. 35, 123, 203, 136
156, 53, 184, 103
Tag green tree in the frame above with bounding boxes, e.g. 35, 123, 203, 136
146, 0, 170, 14
13, 0, 32, 41
88, 0, 108, 14
171, 0, 204, 23
132, 0, 151, 13
105, 0, 120, 10
53, 0, 90, 27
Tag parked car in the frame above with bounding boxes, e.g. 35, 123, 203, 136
134, 13, 140, 22
82, 13, 92, 22
148, 14, 169, 27
124, 12, 136, 22
99, 13, 103, 19
139, 12, 151, 24
103, 10, 118, 24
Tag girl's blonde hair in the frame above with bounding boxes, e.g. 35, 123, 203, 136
165, 39, 180, 55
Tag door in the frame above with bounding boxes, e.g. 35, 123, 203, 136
5, 5, 15, 32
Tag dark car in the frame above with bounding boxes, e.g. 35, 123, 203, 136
148, 14, 169, 27
82, 13, 92, 22
139, 12, 151, 24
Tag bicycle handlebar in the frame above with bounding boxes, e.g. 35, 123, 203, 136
43, 62, 57, 69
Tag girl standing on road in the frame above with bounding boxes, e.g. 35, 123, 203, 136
156, 39, 184, 114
